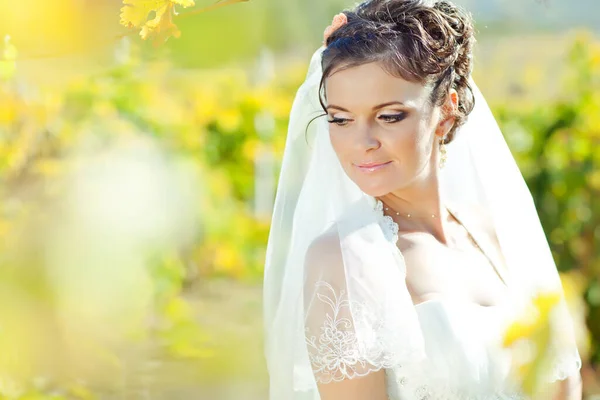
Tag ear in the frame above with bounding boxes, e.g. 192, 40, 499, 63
436, 89, 459, 138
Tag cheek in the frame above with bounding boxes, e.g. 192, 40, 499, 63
329, 130, 351, 161
385, 118, 430, 163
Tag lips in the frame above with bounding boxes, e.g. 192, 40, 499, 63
354, 161, 392, 172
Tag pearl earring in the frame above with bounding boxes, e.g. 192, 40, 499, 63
439, 137, 447, 169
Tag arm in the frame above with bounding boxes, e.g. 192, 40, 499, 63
303, 231, 390, 400
553, 373, 583, 400
317, 371, 389, 400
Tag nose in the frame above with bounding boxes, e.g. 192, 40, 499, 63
356, 121, 381, 152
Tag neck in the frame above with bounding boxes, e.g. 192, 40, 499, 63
377, 172, 451, 243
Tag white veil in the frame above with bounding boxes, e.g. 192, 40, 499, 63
262, 46, 582, 399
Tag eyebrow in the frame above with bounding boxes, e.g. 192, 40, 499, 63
326, 101, 405, 112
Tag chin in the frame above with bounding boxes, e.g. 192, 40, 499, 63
355, 182, 396, 198
353, 175, 412, 197
346, 166, 407, 198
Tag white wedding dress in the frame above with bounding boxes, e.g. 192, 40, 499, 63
384, 300, 522, 400
304, 200, 581, 400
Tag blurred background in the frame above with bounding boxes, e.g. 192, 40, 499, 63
0, 0, 598, 399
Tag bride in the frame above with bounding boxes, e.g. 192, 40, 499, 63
262, 0, 583, 399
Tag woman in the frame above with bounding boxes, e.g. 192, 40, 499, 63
263, 1, 583, 399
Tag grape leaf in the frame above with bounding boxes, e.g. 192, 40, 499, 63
120, 0, 195, 46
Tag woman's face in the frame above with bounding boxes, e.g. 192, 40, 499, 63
325, 62, 449, 197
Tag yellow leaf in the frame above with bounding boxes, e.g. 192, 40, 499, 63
140, 3, 181, 46
532, 292, 561, 319
503, 319, 537, 347
120, 0, 195, 46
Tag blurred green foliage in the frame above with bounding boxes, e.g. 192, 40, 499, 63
493, 31, 600, 366
0, 30, 304, 397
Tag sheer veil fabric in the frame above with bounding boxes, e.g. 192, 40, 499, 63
262, 46, 582, 399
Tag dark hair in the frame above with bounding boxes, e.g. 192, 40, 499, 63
320, 0, 476, 143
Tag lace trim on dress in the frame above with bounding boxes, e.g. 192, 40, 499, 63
374, 199, 399, 244
305, 281, 370, 383
304, 280, 412, 384
551, 353, 583, 382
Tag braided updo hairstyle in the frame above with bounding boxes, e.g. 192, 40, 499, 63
321, 0, 476, 143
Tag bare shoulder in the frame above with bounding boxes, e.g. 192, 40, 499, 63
304, 226, 346, 287
305, 227, 342, 269
450, 203, 499, 242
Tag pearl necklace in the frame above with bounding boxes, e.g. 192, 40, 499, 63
384, 204, 483, 255
383, 206, 440, 219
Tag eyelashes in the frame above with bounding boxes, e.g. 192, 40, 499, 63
379, 113, 406, 123
327, 117, 351, 126
327, 113, 407, 126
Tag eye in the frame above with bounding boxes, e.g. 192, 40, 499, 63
378, 113, 406, 123
327, 117, 352, 127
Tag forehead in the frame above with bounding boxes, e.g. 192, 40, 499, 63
324, 62, 429, 109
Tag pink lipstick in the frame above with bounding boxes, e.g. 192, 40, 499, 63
354, 161, 392, 173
